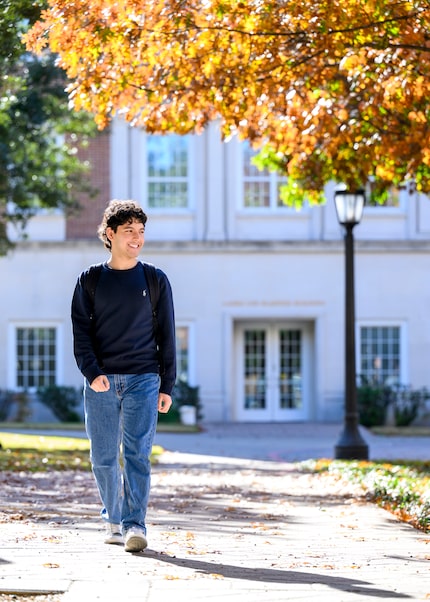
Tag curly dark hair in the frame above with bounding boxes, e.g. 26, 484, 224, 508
97, 199, 148, 251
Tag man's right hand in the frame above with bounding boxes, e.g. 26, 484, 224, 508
90, 375, 110, 392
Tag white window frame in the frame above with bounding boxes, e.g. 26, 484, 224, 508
238, 140, 310, 214
357, 321, 407, 387
8, 322, 64, 391
175, 322, 196, 385
240, 141, 287, 211
364, 182, 408, 215
139, 133, 197, 213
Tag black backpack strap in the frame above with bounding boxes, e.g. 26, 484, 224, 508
143, 262, 164, 375
83, 263, 104, 306
80, 263, 104, 363
142, 262, 160, 310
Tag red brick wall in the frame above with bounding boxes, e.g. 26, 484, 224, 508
66, 130, 111, 240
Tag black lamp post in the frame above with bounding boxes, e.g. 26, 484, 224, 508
334, 189, 369, 460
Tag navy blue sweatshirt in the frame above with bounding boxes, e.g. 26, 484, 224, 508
71, 262, 176, 395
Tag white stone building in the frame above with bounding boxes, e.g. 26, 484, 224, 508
1, 120, 430, 423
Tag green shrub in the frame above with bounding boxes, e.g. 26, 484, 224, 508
37, 385, 82, 422
172, 380, 203, 421
392, 386, 430, 427
357, 383, 392, 427
357, 379, 429, 428
0, 390, 31, 422
0, 390, 14, 421
158, 380, 202, 424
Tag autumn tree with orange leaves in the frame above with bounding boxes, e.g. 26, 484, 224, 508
26, 0, 430, 203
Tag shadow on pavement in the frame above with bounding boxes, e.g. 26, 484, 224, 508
142, 550, 412, 598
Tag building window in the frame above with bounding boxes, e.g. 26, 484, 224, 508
365, 181, 407, 209
242, 142, 288, 209
176, 326, 190, 382
16, 327, 57, 389
359, 325, 401, 386
147, 135, 189, 209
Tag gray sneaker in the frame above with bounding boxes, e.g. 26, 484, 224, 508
104, 523, 123, 545
124, 527, 147, 552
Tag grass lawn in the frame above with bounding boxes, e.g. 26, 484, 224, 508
0, 419, 199, 472
0, 431, 164, 472
0, 421, 200, 433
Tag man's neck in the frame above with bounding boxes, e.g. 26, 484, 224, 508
107, 257, 139, 271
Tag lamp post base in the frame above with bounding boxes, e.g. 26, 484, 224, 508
334, 426, 369, 460
335, 443, 369, 460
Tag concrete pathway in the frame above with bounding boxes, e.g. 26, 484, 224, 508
0, 423, 429, 601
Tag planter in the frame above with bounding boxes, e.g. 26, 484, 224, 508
179, 405, 197, 426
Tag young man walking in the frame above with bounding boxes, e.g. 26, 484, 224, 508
71, 199, 176, 552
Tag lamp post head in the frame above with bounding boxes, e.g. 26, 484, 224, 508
334, 189, 366, 226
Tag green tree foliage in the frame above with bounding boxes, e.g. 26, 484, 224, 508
0, 0, 96, 254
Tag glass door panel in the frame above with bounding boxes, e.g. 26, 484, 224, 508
279, 329, 302, 410
244, 330, 266, 410
237, 323, 310, 421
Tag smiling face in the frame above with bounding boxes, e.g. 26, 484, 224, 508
106, 218, 145, 269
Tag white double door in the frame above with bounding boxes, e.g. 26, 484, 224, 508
236, 322, 312, 422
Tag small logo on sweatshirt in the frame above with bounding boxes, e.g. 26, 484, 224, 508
143, 289, 147, 297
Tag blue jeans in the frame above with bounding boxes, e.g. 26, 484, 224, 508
84, 373, 160, 534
